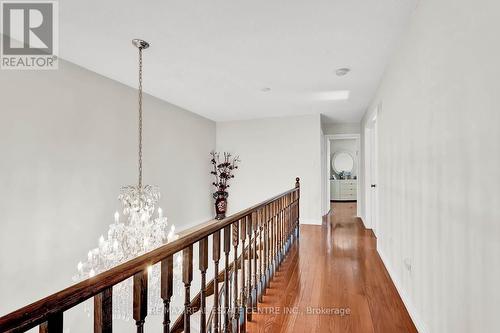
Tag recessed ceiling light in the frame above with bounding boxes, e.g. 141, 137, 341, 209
336, 68, 351, 76
317, 90, 350, 101
261, 87, 271, 92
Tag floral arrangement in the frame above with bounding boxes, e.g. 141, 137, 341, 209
210, 151, 240, 219
210, 151, 240, 194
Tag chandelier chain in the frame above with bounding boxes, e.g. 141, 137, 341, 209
138, 46, 143, 188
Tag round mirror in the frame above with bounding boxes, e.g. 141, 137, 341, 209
332, 152, 354, 173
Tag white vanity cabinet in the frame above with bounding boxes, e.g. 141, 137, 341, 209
331, 179, 357, 201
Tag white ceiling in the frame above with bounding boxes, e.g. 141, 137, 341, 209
60, 0, 416, 123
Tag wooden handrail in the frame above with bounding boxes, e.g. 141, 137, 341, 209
0, 178, 300, 333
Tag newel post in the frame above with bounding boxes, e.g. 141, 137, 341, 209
295, 177, 300, 238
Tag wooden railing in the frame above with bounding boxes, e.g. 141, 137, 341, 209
0, 178, 301, 333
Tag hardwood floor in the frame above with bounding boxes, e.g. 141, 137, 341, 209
247, 202, 417, 333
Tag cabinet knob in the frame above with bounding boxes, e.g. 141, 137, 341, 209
371, 184, 377, 188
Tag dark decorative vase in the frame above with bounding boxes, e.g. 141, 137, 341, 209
213, 190, 229, 220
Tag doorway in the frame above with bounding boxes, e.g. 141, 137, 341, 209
325, 134, 361, 217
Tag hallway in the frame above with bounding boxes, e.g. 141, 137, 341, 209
247, 202, 417, 333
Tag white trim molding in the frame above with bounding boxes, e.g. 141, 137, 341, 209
300, 218, 323, 225
377, 248, 429, 333
329, 133, 361, 140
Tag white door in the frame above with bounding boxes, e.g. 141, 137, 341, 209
321, 134, 329, 216
370, 118, 378, 235
364, 111, 379, 234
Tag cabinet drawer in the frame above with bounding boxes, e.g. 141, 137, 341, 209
340, 184, 357, 191
342, 193, 357, 200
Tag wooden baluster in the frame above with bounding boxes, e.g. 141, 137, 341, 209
273, 201, 280, 268
267, 203, 276, 272
277, 200, 280, 263
283, 197, 287, 256
279, 200, 282, 261
291, 195, 294, 240
280, 198, 284, 257
268, 204, 273, 279
283, 197, 286, 246
286, 195, 290, 248
247, 213, 254, 320
289, 195, 292, 245
283, 196, 286, 257
161, 255, 173, 333
199, 237, 209, 333
263, 206, 268, 290
223, 226, 231, 332
274, 200, 281, 264
269, 205, 273, 281
232, 221, 240, 331
287, 196, 290, 244
258, 209, 264, 302
277, 201, 280, 262
285, 196, 289, 248
39, 313, 63, 333
293, 193, 296, 238
271, 203, 275, 274
288, 193, 295, 241
182, 246, 193, 333
240, 217, 247, 331
290, 195, 293, 241
133, 269, 148, 333
287, 196, 290, 248
269, 203, 274, 276
290, 194, 293, 244
273, 201, 281, 262
213, 230, 221, 333
290, 196, 292, 235
252, 211, 260, 308
294, 195, 297, 236
269, 205, 273, 278
94, 287, 112, 333
294, 192, 298, 237
296, 178, 300, 238
280, 199, 283, 261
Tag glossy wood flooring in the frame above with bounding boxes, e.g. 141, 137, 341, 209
246, 202, 417, 333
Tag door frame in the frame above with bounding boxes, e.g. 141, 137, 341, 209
364, 105, 379, 234
325, 133, 361, 217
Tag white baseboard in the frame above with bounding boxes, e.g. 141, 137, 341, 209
378, 248, 429, 333
299, 218, 322, 225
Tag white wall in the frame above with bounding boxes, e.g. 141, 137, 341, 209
360, 0, 500, 332
0, 60, 215, 329
322, 122, 360, 135
216, 115, 322, 224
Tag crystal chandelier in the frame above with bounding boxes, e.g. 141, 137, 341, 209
74, 39, 179, 319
